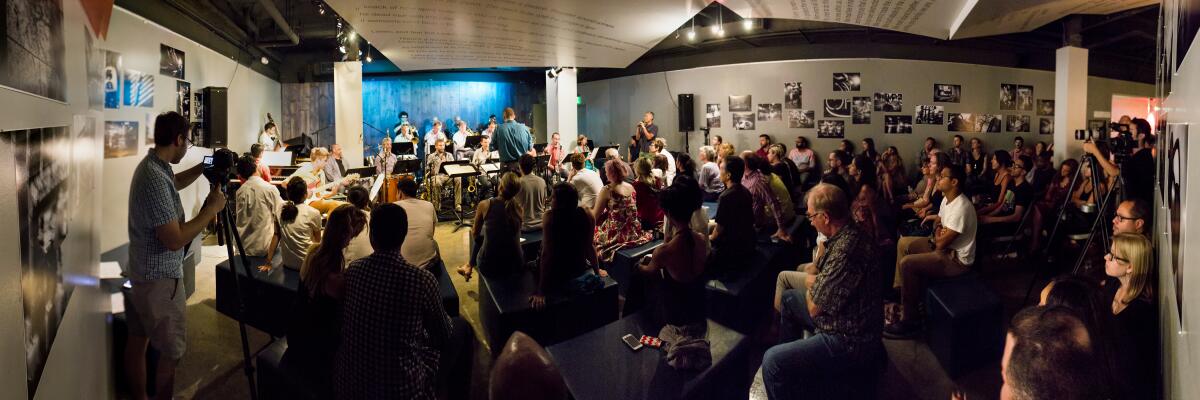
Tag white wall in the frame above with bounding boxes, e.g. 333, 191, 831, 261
0, 4, 280, 399
579, 58, 1153, 170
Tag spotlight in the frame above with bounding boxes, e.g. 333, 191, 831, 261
365, 53, 373, 63
318, 5, 325, 15
260, 56, 269, 64
743, 19, 753, 31
686, 29, 696, 41
348, 31, 356, 40
339, 45, 346, 54
711, 24, 720, 34
717, 28, 725, 37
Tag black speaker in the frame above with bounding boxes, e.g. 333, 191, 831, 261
678, 93, 694, 132
201, 87, 228, 148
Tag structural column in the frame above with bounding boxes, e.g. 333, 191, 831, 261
546, 67, 578, 149
1054, 46, 1089, 161
334, 61, 365, 167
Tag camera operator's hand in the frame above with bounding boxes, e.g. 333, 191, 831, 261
1082, 141, 1099, 155
203, 187, 226, 214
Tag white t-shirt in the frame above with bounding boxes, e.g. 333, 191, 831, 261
344, 210, 373, 264
234, 176, 281, 256
571, 169, 604, 209
396, 198, 439, 268
938, 194, 978, 266
659, 148, 676, 185
259, 132, 276, 150
279, 204, 322, 270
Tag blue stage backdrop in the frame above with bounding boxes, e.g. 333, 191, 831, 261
362, 73, 524, 158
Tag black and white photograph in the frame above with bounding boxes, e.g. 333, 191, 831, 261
999, 84, 1017, 110
852, 97, 872, 124
1037, 99, 1054, 116
729, 95, 752, 112
123, 69, 154, 108
824, 99, 850, 118
1006, 114, 1031, 132
947, 113, 976, 132
788, 110, 815, 128
884, 115, 913, 134
1088, 119, 1109, 135
915, 105, 945, 125
757, 103, 782, 121
104, 50, 122, 109
1039, 117, 1054, 135
977, 114, 1003, 133
160, 44, 186, 79
933, 84, 961, 102
104, 121, 140, 158
733, 112, 755, 130
178, 81, 192, 121
873, 92, 902, 112
705, 104, 721, 128
817, 120, 845, 138
1016, 85, 1034, 111
0, 0, 67, 103
784, 82, 802, 109
85, 32, 104, 111
832, 73, 861, 91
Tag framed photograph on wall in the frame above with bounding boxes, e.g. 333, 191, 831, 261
732, 112, 755, 130
122, 69, 154, 108
788, 110, 815, 128
1039, 117, 1054, 135
1037, 99, 1055, 116
177, 81, 191, 121
852, 97, 871, 124
824, 99, 850, 118
999, 84, 1017, 110
933, 84, 960, 102
884, 115, 913, 134
977, 114, 1003, 133
1016, 85, 1034, 111
729, 95, 752, 112
915, 105, 945, 125
817, 120, 845, 138
784, 82, 802, 109
160, 44, 185, 79
948, 113, 976, 132
874, 92, 902, 112
833, 73, 861, 91
0, 0, 67, 103
104, 121, 139, 158
705, 104, 721, 128
1006, 115, 1031, 132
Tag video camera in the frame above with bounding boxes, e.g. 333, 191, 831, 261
202, 147, 238, 186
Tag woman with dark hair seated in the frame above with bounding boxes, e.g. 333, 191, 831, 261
1028, 159, 1078, 253
460, 172, 524, 280
848, 154, 894, 249
342, 185, 374, 263
530, 183, 603, 310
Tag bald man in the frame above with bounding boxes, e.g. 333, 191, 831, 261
489, 332, 567, 400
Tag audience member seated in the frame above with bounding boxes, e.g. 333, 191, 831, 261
768, 143, 802, 198
880, 147, 908, 205
741, 153, 791, 242
248, 143, 272, 183
965, 138, 990, 197
839, 139, 855, 156
886, 165, 976, 339
271, 177, 323, 271
1037, 275, 1121, 397
335, 204, 453, 400
632, 158, 665, 231
717, 142, 737, 168
749, 154, 796, 230
1113, 198, 1149, 237
823, 149, 852, 188
1012, 136, 1034, 159
946, 135, 968, 167
287, 205, 365, 393
756, 134, 773, 159
848, 154, 894, 250
697, 146, 725, 201
707, 156, 756, 277
979, 155, 1034, 236
651, 153, 669, 182
916, 137, 938, 175
235, 155, 280, 258
1071, 160, 1103, 212
651, 138, 676, 185
342, 185, 374, 263
902, 153, 948, 222
787, 136, 818, 187
977, 151, 1013, 212
861, 137, 880, 162
489, 332, 568, 400
531, 184, 603, 310
517, 154, 548, 232
1103, 233, 1159, 399
1000, 306, 1102, 400
639, 179, 711, 369
394, 176, 440, 269
674, 152, 698, 182
1028, 159, 1078, 253
763, 183, 882, 398
568, 153, 603, 209
593, 159, 654, 263
461, 172, 525, 281
1027, 151, 1057, 196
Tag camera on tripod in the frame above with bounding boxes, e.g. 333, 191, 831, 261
202, 148, 238, 186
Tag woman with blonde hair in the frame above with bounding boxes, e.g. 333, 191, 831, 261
460, 172, 524, 280
1104, 232, 1158, 399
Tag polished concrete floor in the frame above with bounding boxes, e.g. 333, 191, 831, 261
171, 220, 1040, 400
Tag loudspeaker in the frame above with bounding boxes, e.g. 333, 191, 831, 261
678, 93, 694, 132
201, 87, 228, 148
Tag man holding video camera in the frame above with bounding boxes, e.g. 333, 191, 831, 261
126, 111, 226, 400
1080, 117, 1155, 204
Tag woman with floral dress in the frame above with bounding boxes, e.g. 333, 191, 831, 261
593, 159, 654, 262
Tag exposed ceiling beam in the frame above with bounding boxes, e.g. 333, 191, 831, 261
1082, 4, 1158, 32
1086, 30, 1156, 49
256, 0, 300, 46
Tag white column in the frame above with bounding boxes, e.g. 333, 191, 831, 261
1055, 46, 1088, 161
334, 61, 365, 168
546, 67, 578, 149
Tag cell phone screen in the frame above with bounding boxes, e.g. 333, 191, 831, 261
621, 334, 642, 351
203, 156, 214, 166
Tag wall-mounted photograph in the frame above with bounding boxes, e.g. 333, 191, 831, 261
1016, 85, 1034, 111
1037, 99, 1055, 116
0, 0, 66, 102
784, 82, 802, 109
788, 110, 815, 128
915, 105, 945, 125
824, 99, 850, 118
874, 92, 902, 112
1088, 119, 1109, 136
729, 95, 752, 112
948, 113, 976, 132
104, 121, 139, 158
1006, 114, 1031, 132
104, 50, 122, 109
1039, 117, 1054, 135
817, 120, 845, 138
852, 97, 872, 124
160, 44, 185, 79
757, 103, 782, 121
833, 73, 861, 91
705, 104, 721, 128
977, 114, 1003, 133
123, 69, 154, 108
934, 84, 961, 102
999, 84, 1017, 110
733, 112, 755, 130
884, 115, 913, 134
177, 81, 191, 121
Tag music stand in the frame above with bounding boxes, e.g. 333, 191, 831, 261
534, 143, 547, 154
534, 154, 550, 172
392, 142, 414, 156
594, 145, 619, 160
393, 159, 421, 175
465, 135, 484, 149
442, 161, 481, 232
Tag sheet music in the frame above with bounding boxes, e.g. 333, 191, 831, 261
588, 148, 599, 160
261, 150, 292, 167
444, 164, 480, 176
482, 163, 500, 173
370, 174, 385, 201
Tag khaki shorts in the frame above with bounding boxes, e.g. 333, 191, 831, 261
127, 278, 187, 360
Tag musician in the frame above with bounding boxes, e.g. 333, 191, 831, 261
546, 132, 566, 181
482, 121, 497, 138
493, 107, 534, 174
452, 120, 473, 160
394, 123, 417, 145
629, 111, 657, 160
471, 135, 497, 197
426, 138, 459, 212
323, 144, 348, 195
391, 111, 412, 139
291, 147, 329, 194
259, 120, 282, 151
424, 120, 448, 156
375, 137, 397, 176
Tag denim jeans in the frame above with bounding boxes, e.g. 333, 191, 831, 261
764, 289, 870, 400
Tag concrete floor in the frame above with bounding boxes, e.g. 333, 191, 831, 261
173, 221, 1039, 400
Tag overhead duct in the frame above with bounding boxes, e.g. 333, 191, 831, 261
257, 0, 300, 46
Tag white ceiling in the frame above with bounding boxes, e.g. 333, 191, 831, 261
325, 0, 1158, 71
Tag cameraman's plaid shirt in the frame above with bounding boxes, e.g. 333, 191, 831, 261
128, 153, 186, 281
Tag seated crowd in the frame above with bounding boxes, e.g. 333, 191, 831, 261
225, 112, 1160, 399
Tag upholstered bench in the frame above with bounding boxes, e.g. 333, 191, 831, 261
478, 270, 619, 355
924, 272, 1004, 377
704, 243, 784, 332
609, 240, 664, 298
547, 311, 754, 400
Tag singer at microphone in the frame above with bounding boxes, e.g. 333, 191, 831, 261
629, 111, 658, 160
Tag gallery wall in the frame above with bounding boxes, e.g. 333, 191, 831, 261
0, 3, 281, 399
579, 58, 1153, 171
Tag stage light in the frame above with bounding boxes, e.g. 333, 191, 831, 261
260, 56, 269, 64
365, 53, 373, 63
717, 28, 725, 37
348, 31, 356, 40
711, 24, 720, 34
339, 45, 346, 53
743, 19, 753, 31
318, 5, 325, 15
686, 29, 696, 41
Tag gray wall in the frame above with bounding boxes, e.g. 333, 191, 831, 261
579, 58, 1153, 172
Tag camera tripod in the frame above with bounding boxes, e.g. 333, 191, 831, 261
211, 182, 261, 400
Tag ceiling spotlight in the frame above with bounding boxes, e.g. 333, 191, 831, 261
365, 53, 373, 63
318, 4, 325, 15
260, 56, 269, 64
743, 19, 753, 31
717, 28, 725, 37
686, 29, 696, 41
711, 24, 720, 34
338, 45, 346, 54
348, 31, 356, 40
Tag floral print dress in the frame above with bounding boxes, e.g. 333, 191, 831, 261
594, 186, 654, 262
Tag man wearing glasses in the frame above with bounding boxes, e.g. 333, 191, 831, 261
1112, 198, 1149, 237
125, 111, 226, 400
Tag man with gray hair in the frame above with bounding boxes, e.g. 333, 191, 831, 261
697, 145, 723, 201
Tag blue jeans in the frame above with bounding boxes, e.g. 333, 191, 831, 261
764, 290, 868, 400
